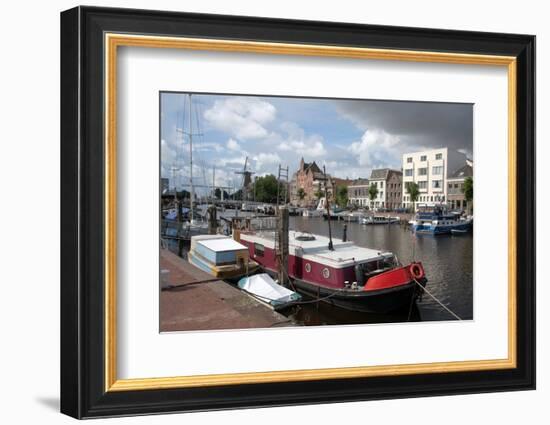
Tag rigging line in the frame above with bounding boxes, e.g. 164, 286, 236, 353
174, 94, 188, 190
192, 98, 210, 194
195, 99, 209, 185
412, 278, 462, 321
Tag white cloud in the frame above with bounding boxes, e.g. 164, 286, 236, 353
277, 121, 327, 157
204, 97, 276, 140
161, 138, 178, 177
193, 142, 224, 152
348, 129, 401, 169
217, 155, 249, 168
253, 152, 281, 170
226, 138, 241, 151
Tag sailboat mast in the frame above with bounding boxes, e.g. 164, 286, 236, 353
323, 165, 334, 251
189, 94, 194, 222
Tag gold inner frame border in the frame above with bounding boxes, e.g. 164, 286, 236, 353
104, 33, 517, 392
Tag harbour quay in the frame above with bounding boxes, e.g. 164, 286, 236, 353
160, 248, 292, 332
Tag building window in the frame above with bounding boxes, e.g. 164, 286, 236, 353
380, 182, 384, 188
432, 166, 443, 175
418, 168, 428, 176
420, 155, 427, 161
405, 169, 413, 177
418, 181, 427, 189
407, 157, 412, 163
435, 153, 443, 160
432, 180, 442, 189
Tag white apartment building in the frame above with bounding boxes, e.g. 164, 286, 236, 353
402, 147, 467, 210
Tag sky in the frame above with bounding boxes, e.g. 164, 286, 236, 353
160, 92, 472, 194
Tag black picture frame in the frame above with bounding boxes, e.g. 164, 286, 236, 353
60, 6, 535, 419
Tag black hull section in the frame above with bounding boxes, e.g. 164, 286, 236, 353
260, 267, 426, 313
291, 277, 426, 314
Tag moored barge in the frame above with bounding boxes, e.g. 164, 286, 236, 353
238, 230, 426, 313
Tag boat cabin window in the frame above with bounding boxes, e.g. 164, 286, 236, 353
254, 243, 265, 257
381, 255, 398, 269
364, 256, 397, 274
364, 261, 381, 274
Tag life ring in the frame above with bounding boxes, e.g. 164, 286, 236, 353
410, 263, 424, 280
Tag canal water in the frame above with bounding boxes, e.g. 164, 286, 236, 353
287, 216, 473, 325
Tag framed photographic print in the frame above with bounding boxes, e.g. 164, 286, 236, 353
60, 6, 535, 419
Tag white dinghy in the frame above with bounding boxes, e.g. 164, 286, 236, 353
237, 273, 301, 310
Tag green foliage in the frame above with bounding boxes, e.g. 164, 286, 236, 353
368, 183, 379, 202
405, 182, 420, 212
314, 190, 323, 200
254, 174, 283, 203
176, 189, 191, 199
297, 187, 306, 200
214, 188, 229, 199
462, 177, 473, 203
336, 185, 348, 207
231, 189, 243, 200
405, 182, 420, 203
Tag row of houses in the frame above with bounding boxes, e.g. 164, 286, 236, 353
290, 147, 473, 211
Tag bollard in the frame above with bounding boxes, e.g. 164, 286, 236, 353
342, 224, 347, 242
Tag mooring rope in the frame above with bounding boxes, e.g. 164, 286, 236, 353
413, 278, 462, 321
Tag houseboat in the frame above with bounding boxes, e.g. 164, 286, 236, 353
188, 235, 259, 280
237, 230, 427, 313
411, 208, 473, 235
360, 215, 400, 225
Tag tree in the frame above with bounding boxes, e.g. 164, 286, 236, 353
176, 189, 191, 200
297, 187, 306, 200
462, 177, 473, 214
405, 182, 420, 212
253, 174, 280, 203
368, 183, 379, 209
314, 190, 323, 200
336, 185, 348, 208
214, 188, 229, 200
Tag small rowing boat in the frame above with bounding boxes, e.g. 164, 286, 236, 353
237, 273, 301, 310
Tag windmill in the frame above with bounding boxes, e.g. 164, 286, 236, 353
234, 156, 255, 201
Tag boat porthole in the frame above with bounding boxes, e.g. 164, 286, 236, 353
322, 268, 330, 279
305, 263, 311, 273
